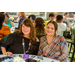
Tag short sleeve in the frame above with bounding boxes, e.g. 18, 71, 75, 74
1, 34, 14, 48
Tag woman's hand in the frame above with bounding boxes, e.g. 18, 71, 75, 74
3, 52, 13, 56
1, 47, 13, 56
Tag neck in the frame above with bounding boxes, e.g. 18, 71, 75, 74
46, 35, 54, 38
23, 34, 30, 39
56, 21, 62, 23
4, 20, 8, 24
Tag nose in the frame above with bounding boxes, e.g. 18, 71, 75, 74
49, 28, 52, 31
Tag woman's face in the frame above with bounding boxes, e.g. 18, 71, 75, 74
46, 23, 55, 36
22, 24, 31, 36
49, 17, 55, 21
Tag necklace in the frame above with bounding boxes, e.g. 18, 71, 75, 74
22, 38, 31, 54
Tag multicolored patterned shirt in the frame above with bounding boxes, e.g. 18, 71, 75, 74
38, 35, 68, 62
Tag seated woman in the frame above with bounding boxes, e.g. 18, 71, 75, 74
38, 21, 68, 62
1, 19, 40, 56
0, 13, 12, 40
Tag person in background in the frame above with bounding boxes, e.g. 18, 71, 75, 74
54, 12, 58, 20
56, 15, 67, 36
70, 13, 74, 18
45, 12, 55, 29
0, 12, 6, 14
18, 12, 27, 29
28, 14, 36, 26
34, 17, 45, 35
1, 19, 40, 56
3, 13, 14, 28
0, 13, 11, 40
63, 12, 73, 28
38, 21, 68, 62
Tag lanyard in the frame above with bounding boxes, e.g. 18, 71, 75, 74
22, 38, 31, 54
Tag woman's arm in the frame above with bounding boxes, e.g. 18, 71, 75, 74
1, 34, 14, 56
10, 21, 14, 27
58, 37, 68, 62
38, 38, 43, 56
1, 46, 13, 56
1, 46, 6, 54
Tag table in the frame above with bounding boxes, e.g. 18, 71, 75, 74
0, 54, 59, 62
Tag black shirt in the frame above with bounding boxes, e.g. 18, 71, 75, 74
1, 32, 40, 55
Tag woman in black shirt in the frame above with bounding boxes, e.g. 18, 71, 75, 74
1, 19, 40, 56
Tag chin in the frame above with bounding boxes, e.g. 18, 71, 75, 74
24, 33, 29, 35
47, 34, 54, 36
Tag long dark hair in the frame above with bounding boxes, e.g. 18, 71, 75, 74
35, 17, 45, 34
16, 19, 37, 50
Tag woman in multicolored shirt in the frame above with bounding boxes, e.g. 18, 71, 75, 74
38, 21, 68, 62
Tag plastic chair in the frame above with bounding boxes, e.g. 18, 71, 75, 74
67, 41, 75, 62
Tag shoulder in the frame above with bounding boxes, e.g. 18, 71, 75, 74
40, 35, 46, 41
7, 33, 15, 38
36, 37, 39, 42
62, 23, 67, 26
2, 24, 6, 27
21, 17, 25, 20
8, 32, 19, 38
56, 35, 64, 39
56, 35, 67, 43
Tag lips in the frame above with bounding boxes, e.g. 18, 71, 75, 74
47, 31, 51, 33
24, 31, 28, 33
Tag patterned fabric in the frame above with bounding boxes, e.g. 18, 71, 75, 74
38, 35, 68, 62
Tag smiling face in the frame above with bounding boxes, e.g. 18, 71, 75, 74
46, 23, 55, 36
22, 24, 31, 36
